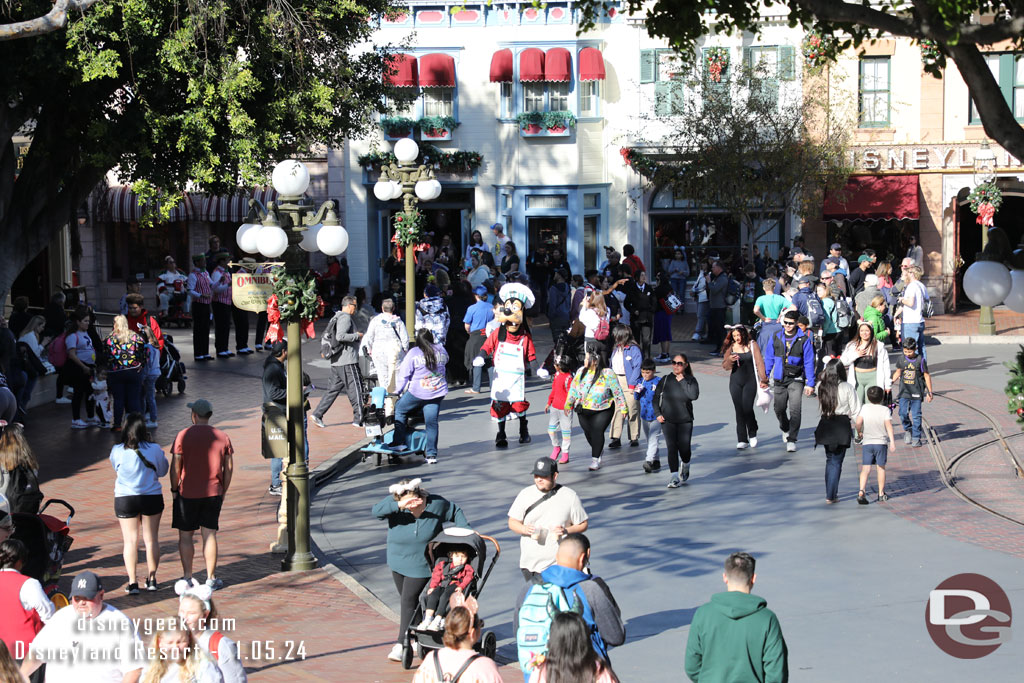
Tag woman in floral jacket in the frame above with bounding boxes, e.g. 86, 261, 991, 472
565, 351, 627, 472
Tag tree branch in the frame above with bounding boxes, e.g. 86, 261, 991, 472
791, 0, 922, 39
0, 0, 104, 41
947, 42, 1024, 160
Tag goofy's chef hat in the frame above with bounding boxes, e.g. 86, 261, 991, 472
499, 283, 535, 310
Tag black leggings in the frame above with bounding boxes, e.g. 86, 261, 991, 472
729, 375, 758, 443
662, 421, 693, 473
577, 407, 614, 460
65, 363, 95, 421
424, 583, 459, 616
392, 571, 430, 642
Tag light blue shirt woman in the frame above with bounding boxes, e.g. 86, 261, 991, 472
109, 442, 168, 496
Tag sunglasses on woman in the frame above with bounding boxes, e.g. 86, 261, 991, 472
672, 361, 687, 366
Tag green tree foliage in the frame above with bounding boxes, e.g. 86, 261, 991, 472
0, 0, 406, 299
578, 1, 1024, 163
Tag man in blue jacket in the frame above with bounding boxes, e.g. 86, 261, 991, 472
762, 311, 815, 452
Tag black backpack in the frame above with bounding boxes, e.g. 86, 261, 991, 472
3, 465, 43, 514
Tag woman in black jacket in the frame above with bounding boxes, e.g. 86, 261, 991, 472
653, 353, 700, 489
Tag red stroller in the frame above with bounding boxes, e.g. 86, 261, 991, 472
11, 499, 75, 608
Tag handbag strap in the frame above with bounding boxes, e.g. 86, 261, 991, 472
522, 484, 561, 519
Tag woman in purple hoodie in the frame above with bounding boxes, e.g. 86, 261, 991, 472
391, 329, 449, 464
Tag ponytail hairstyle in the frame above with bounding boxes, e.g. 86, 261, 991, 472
442, 606, 480, 649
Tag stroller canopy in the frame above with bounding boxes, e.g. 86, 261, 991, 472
427, 527, 487, 577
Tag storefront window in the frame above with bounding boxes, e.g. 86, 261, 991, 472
549, 82, 570, 111
423, 88, 454, 117
528, 216, 567, 256
106, 221, 189, 281
524, 83, 545, 112
583, 215, 598, 272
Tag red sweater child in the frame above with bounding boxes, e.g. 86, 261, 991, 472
546, 370, 573, 410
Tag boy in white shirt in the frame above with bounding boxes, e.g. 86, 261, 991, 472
855, 385, 896, 504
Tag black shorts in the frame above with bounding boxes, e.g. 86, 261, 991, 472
172, 495, 223, 531
114, 494, 165, 518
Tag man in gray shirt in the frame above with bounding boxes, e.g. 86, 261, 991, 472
312, 295, 365, 428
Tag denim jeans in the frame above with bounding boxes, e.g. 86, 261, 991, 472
899, 397, 923, 441
108, 369, 142, 427
271, 411, 309, 488
901, 321, 926, 360
824, 448, 847, 501
142, 376, 158, 422
472, 365, 493, 393
392, 393, 443, 459
695, 301, 710, 337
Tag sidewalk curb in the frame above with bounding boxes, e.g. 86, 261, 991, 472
931, 335, 1024, 345
309, 437, 401, 624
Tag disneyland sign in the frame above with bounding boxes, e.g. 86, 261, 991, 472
850, 143, 1023, 172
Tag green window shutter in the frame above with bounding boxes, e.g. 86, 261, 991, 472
671, 81, 686, 114
779, 46, 796, 80
655, 81, 672, 116
743, 47, 753, 69
999, 53, 1014, 109
641, 50, 657, 83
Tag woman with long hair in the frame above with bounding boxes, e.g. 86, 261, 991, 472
814, 359, 861, 504
608, 325, 642, 450
65, 308, 99, 429
721, 326, 766, 450
565, 350, 627, 471
0, 425, 42, 514
839, 321, 891, 406
529, 611, 618, 683
178, 587, 247, 681
411, 605, 502, 682
103, 315, 145, 430
501, 241, 520, 275
653, 353, 700, 488
465, 230, 486, 264
578, 291, 610, 359
140, 621, 222, 683
110, 412, 168, 593
392, 329, 449, 465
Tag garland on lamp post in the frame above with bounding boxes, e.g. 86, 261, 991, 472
968, 181, 1003, 227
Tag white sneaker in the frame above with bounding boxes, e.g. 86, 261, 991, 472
736, 442, 749, 450
781, 431, 789, 445
71, 419, 89, 429
417, 617, 432, 631
667, 476, 682, 489
749, 437, 758, 448
786, 442, 797, 453
589, 457, 601, 471
429, 615, 444, 630
691, 333, 701, 341
681, 463, 690, 482
386, 643, 403, 661
55, 396, 72, 404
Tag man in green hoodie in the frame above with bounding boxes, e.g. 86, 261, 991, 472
685, 552, 788, 682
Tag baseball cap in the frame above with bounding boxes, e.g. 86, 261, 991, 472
858, 254, 871, 264
473, 285, 488, 297
532, 458, 557, 478
70, 571, 104, 599
830, 243, 842, 251
268, 340, 287, 356
490, 222, 503, 231
187, 398, 213, 417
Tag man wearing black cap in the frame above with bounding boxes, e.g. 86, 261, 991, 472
507, 458, 588, 584
21, 570, 144, 681
820, 243, 850, 275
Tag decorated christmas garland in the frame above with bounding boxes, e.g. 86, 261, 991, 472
919, 39, 942, 70
269, 267, 322, 322
706, 47, 729, 82
620, 147, 660, 179
1004, 346, 1024, 423
393, 209, 425, 245
968, 181, 1002, 227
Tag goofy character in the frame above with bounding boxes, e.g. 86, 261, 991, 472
473, 283, 538, 448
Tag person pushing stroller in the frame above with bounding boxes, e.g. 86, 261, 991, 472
418, 543, 475, 632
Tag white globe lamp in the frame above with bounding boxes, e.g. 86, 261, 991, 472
299, 223, 322, 252
415, 180, 433, 201
1003, 269, 1024, 313
963, 260, 1011, 308
236, 223, 261, 254
374, 181, 393, 201
428, 178, 442, 200
271, 159, 311, 197
389, 180, 403, 199
256, 225, 289, 259
317, 224, 350, 256
393, 138, 419, 164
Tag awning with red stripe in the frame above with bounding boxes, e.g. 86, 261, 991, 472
419, 53, 456, 87
544, 47, 572, 82
489, 49, 513, 83
519, 48, 545, 82
579, 47, 606, 81
385, 53, 418, 87
823, 175, 920, 221
202, 187, 279, 223
108, 187, 195, 222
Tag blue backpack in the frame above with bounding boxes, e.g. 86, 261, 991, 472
517, 583, 593, 673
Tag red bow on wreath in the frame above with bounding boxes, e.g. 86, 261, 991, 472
390, 232, 432, 261
976, 202, 996, 227
263, 294, 326, 343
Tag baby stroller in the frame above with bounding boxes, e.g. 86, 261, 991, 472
402, 527, 501, 669
11, 499, 75, 608
156, 334, 187, 397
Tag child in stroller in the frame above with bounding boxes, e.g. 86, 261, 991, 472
155, 334, 187, 397
417, 542, 475, 632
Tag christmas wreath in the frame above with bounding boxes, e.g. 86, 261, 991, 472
802, 30, 836, 70
919, 39, 942, 70
265, 267, 324, 341
393, 209, 425, 245
706, 47, 729, 82
1004, 345, 1024, 424
968, 181, 1002, 227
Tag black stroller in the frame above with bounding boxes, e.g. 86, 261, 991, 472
156, 334, 187, 397
402, 527, 501, 669
11, 499, 75, 609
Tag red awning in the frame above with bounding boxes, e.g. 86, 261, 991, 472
385, 53, 418, 87
202, 187, 280, 223
108, 187, 195, 222
419, 53, 456, 87
519, 48, 545, 82
489, 49, 513, 83
545, 47, 572, 82
822, 175, 920, 221
578, 47, 606, 81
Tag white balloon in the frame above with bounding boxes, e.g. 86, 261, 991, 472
373, 181, 393, 201
271, 159, 310, 196
393, 138, 419, 163
299, 223, 322, 252
1004, 269, 1024, 312
256, 225, 289, 259
390, 180, 404, 200
236, 223, 261, 254
415, 180, 433, 201
317, 224, 349, 256
962, 260, 1011, 307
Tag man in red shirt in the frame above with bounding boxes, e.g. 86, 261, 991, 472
124, 293, 164, 351
170, 398, 233, 591
622, 244, 646, 277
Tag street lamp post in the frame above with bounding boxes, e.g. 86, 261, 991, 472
974, 140, 998, 335
239, 159, 349, 572
373, 138, 442, 336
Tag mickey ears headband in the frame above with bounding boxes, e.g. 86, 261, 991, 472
448, 591, 479, 618
389, 478, 422, 496
723, 324, 746, 330
175, 578, 213, 613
